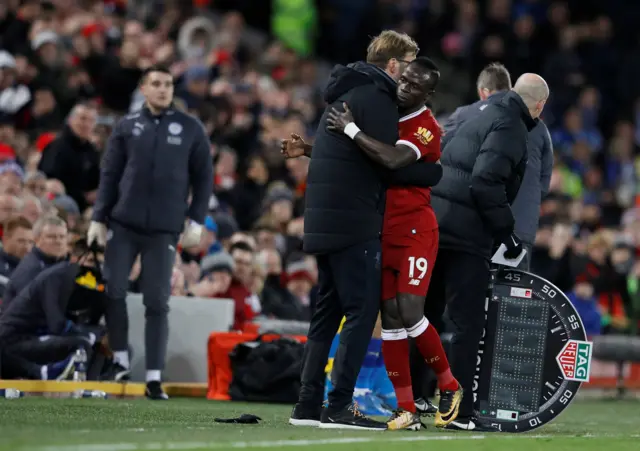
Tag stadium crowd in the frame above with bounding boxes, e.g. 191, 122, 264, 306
0, 0, 639, 342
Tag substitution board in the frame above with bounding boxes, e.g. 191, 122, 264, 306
473, 267, 593, 433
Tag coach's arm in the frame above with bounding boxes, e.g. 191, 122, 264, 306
470, 122, 523, 236
93, 120, 127, 223
327, 102, 442, 187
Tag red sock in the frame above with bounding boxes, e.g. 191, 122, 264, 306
381, 329, 415, 413
408, 317, 459, 392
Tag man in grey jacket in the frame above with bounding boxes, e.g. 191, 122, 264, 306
442, 63, 553, 270
87, 65, 213, 399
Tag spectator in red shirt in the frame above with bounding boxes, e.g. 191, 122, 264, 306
191, 250, 255, 331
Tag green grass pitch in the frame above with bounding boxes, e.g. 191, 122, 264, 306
0, 397, 638, 451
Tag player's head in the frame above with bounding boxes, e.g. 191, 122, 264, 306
366, 30, 419, 82
140, 64, 174, 110
396, 57, 440, 109
476, 62, 511, 100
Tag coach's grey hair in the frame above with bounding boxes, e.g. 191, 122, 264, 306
477, 62, 512, 93
33, 215, 66, 237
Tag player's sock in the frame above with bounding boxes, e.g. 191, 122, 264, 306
407, 317, 459, 392
381, 328, 415, 413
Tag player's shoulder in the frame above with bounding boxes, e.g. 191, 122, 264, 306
405, 106, 441, 136
120, 111, 140, 125
167, 109, 207, 134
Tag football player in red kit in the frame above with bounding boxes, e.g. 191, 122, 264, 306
326, 57, 462, 431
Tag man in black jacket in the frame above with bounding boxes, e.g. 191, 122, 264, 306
0, 241, 102, 380
283, 31, 442, 430
87, 65, 213, 399
442, 63, 553, 270
2, 215, 67, 310
426, 73, 549, 431
38, 102, 100, 212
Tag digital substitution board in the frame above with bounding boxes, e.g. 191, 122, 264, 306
473, 268, 592, 433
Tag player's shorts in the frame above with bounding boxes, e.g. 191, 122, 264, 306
381, 229, 438, 301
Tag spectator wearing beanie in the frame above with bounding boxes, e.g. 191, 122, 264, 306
0, 161, 24, 196
259, 183, 294, 234
279, 258, 314, 321
189, 250, 253, 331
52, 194, 80, 229
213, 212, 239, 250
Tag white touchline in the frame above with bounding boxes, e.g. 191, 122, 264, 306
29, 433, 635, 451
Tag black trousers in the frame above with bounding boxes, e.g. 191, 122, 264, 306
0, 335, 90, 379
419, 248, 490, 418
104, 222, 178, 371
298, 239, 381, 410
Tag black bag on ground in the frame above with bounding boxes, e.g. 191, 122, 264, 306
228, 333, 304, 403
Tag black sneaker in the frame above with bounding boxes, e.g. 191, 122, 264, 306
435, 385, 463, 427
415, 398, 438, 416
319, 403, 387, 430
289, 403, 322, 427
102, 362, 131, 382
145, 381, 169, 400
443, 416, 501, 432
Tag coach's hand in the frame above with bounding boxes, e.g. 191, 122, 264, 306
181, 219, 203, 248
280, 133, 306, 158
87, 221, 107, 247
326, 103, 354, 134
502, 232, 523, 259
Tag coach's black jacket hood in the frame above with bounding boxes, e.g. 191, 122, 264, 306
324, 62, 396, 104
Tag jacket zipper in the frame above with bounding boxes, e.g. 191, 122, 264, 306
147, 117, 160, 230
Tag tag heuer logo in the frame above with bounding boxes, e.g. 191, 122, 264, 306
556, 340, 592, 382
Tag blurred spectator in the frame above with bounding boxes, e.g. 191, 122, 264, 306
19, 194, 42, 224
0, 216, 34, 285
0, 193, 21, 238
567, 278, 601, 337
2, 215, 67, 310
38, 102, 99, 211
0, 162, 24, 196
24, 171, 47, 199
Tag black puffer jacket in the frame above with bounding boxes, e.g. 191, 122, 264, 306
432, 91, 537, 258
303, 62, 442, 254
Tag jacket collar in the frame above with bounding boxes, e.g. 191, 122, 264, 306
502, 91, 538, 131
0, 249, 20, 268
141, 104, 174, 120
33, 247, 66, 266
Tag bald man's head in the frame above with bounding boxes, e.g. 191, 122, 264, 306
513, 73, 549, 119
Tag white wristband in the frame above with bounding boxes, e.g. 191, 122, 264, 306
344, 122, 361, 140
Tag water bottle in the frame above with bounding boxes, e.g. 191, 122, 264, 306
0, 388, 22, 399
73, 348, 87, 382
72, 390, 107, 399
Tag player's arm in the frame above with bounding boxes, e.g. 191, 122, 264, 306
326, 103, 416, 169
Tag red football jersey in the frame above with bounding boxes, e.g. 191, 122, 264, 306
382, 106, 441, 241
